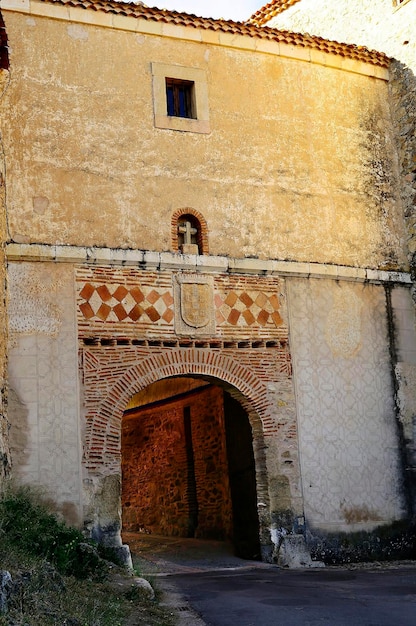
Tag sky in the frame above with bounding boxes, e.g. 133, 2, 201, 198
149, 0, 263, 22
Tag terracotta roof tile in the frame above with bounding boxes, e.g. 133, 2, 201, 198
249, 1, 303, 26
35, 0, 389, 68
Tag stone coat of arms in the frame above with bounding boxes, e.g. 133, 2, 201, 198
173, 274, 215, 335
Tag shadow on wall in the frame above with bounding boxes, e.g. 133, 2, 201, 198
0, 12, 9, 70
389, 60, 416, 290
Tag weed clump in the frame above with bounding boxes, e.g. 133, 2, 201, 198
0, 487, 176, 625
0, 486, 109, 579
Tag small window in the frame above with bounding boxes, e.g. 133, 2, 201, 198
166, 78, 195, 119
152, 63, 210, 134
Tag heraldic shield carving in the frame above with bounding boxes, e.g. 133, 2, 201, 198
173, 274, 215, 335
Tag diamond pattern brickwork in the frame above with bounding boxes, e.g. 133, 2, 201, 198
76, 268, 288, 341
79, 282, 174, 324
215, 290, 283, 328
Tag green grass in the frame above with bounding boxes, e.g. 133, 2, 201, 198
0, 486, 177, 626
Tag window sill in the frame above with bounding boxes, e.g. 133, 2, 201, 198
154, 115, 210, 134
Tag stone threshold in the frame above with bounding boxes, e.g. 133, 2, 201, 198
6, 242, 412, 285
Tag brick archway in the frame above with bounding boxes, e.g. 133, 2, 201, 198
77, 263, 299, 559
84, 348, 271, 471
82, 347, 275, 554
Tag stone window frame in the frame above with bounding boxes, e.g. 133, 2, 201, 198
151, 62, 210, 134
171, 208, 209, 255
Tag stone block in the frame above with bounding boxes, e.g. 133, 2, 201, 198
196, 254, 228, 273
55, 246, 87, 263
277, 535, 323, 569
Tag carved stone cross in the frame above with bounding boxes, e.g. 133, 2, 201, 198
178, 220, 197, 245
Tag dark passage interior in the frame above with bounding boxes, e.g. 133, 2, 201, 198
121, 377, 260, 559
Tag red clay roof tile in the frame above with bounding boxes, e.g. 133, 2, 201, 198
249, 1, 303, 26
35, 0, 389, 68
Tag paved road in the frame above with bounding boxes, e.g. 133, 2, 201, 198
166, 566, 416, 626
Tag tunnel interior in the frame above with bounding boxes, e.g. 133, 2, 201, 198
121, 377, 261, 559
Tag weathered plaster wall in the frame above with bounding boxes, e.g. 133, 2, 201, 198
266, 0, 416, 286
266, 0, 416, 519
287, 278, 406, 532
0, 209, 10, 488
1, 10, 406, 269
7, 262, 82, 524
389, 61, 416, 282
0, 156, 8, 487
391, 285, 416, 508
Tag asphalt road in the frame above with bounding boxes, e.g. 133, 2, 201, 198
167, 566, 416, 626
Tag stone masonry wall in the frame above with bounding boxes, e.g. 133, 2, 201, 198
0, 63, 10, 487
389, 61, 416, 289
122, 385, 233, 539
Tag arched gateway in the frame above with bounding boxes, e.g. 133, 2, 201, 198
81, 342, 302, 562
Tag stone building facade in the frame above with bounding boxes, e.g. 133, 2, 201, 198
1, 0, 415, 562
251, 0, 416, 290
251, 0, 416, 544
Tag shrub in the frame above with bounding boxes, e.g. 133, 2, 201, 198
0, 486, 108, 579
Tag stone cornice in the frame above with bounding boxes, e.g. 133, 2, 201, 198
6, 243, 411, 284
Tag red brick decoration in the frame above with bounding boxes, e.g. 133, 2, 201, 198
76, 268, 287, 340
77, 265, 299, 533
79, 281, 174, 324
82, 345, 293, 471
215, 289, 283, 327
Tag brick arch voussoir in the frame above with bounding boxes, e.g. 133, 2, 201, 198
89, 351, 271, 463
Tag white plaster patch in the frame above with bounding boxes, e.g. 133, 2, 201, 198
26, 18, 36, 26
7, 264, 82, 523
8, 264, 62, 337
287, 278, 405, 530
324, 285, 363, 358
67, 24, 89, 41
136, 34, 145, 45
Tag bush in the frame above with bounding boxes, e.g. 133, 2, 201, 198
0, 486, 109, 579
